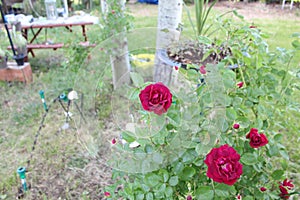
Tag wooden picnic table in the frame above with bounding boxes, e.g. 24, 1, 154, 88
9, 15, 98, 57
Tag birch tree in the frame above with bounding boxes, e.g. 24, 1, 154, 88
100, 0, 131, 89
154, 0, 183, 86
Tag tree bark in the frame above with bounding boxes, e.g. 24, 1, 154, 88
154, 0, 183, 86
100, 0, 107, 13
111, 33, 131, 89
100, 0, 131, 90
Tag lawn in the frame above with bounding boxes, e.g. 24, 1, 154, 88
0, 1, 299, 199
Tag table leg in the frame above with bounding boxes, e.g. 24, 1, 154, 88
81, 25, 87, 42
22, 29, 28, 40
28, 49, 35, 57
65, 25, 73, 32
29, 28, 43, 44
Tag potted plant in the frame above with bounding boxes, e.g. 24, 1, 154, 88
0, 48, 8, 69
164, 0, 228, 68
12, 21, 27, 66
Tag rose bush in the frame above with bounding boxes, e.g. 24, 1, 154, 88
105, 12, 299, 200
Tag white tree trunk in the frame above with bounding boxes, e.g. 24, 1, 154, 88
101, 0, 131, 90
100, 0, 108, 13
111, 34, 131, 89
154, 0, 183, 86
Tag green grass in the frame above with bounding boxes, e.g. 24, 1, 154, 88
0, 2, 299, 199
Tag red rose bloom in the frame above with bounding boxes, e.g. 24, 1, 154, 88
282, 179, 294, 190
279, 179, 294, 199
279, 185, 289, 199
246, 128, 268, 148
204, 144, 243, 185
139, 82, 173, 115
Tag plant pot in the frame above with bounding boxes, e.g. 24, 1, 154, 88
13, 54, 25, 66
0, 56, 8, 69
166, 41, 231, 68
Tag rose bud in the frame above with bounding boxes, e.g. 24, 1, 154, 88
233, 123, 240, 129
279, 179, 294, 199
246, 128, 268, 148
111, 138, 116, 145
187, 195, 192, 200
204, 144, 243, 185
260, 187, 267, 192
174, 66, 179, 70
111, 10, 115, 14
139, 82, 173, 115
249, 25, 257, 28
199, 65, 207, 74
237, 82, 244, 88
104, 192, 111, 197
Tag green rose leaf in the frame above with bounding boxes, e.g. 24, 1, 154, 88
274, 134, 283, 142
271, 169, 284, 180
141, 184, 150, 192
168, 176, 178, 186
121, 131, 136, 143
241, 153, 258, 165
159, 169, 169, 183
145, 144, 153, 153
135, 193, 145, 200
267, 144, 279, 157
279, 150, 289, 160
215, 184, 237, 197
165, 186, 173, 197
130, 72, 144, 87
226, 107, 238, 121
179, 166, 196, 181
195, 186, 214, 200
292, 40, 300, 50
154, 183, 166, 198
173, 162, 184, 174
158, 183, 166, 192
146, 192, 154, 200
128, 87, 140, 100
144, 173, 162, 188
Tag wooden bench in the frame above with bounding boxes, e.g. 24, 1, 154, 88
8, 43, 64, 57
8, 42, 96, 56
27, 43, 64, 57
27, 43, 64, 50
